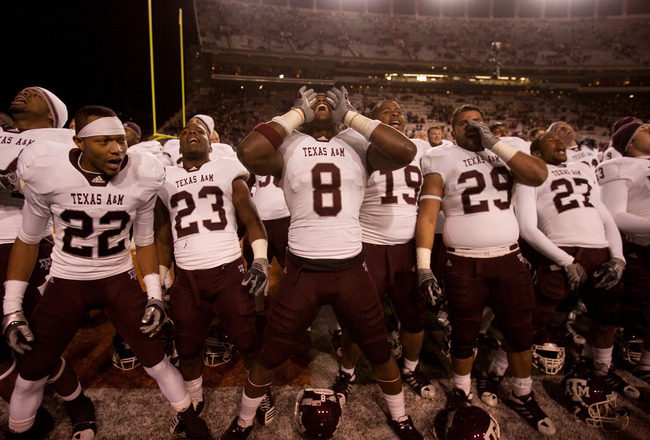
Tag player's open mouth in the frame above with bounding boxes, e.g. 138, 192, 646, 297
107, 158, 123, 170
11, 95, 27, 105
389, 120, 401, 128
188, 137, 200, 144
316, 104, 328, 112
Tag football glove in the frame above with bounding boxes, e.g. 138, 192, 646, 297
326, 86, 356, 124
562, 261, 587, 291
2, 311, 33, 354
466, 119, 500, 149
0, 170, 20, 192
140, 298, 166, 337
293, 86, 318, 123
593, 257, 625, 290
416, 268, 442, 307
242, 258, 269, 297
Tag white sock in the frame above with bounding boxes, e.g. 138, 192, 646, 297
383, 392, 406, 421
452, 373, 472, 396
512, 376, 533, 397
403, 358, 418, 372
593, 346, 613, 374
489, 347, 509, 376
185, 376, 203, 404
239, 392, 264, 427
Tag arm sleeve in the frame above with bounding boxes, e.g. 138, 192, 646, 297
600, 179, 650, 234
17, 187, 51, 245
514, 184, 574, 267
132, 195, 156, 247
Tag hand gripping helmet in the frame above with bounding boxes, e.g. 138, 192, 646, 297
562, 368, 629, 431
532, 328, 565, 375
615, 326, 644, 365
294, 388, 342, 439
202, 323, 236, 367
111, 333, 140, 371
445, 406, 500, 440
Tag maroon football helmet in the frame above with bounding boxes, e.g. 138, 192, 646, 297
445, 406, 500, 440
294, 388, 342, 439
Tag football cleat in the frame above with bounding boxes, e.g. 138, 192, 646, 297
294, 388, 341, 439
170, 400, 204, 435
446, 406, 500, 440
387, 414, 423, 440
562, 366, 629, 431
401, 364, 436, 399
633, 363, 650, 384
505, 391, 556, 435
477, 371, 503, 407
330, 369, 355, 406
598, 365, 640, 400
203, 323, 236, 367
220, 417, 252, 440
65, 393, 97, 440
256, 389, 276, 425
111, 333, 140, 371
446, 388, 472, 412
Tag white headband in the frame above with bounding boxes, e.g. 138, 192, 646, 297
77, 117, 126, 138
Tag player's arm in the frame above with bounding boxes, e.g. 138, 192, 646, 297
366, 125, 417, 173
414, 173, 444, 306
133, 196, 167, 336
233, 176, 270, 298
238, 86, 317, 178
593, 189, 625, 261
153, 197, 173, 281
600, 178, 650, 234
467, 119, 547, 186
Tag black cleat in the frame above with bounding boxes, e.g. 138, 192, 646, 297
330, 369, 355, 406
255, 389, 276, 425
505, 391, 556, 435
387, 414, 423, 440
220, 417, 252, 440
477, 371, 503, 407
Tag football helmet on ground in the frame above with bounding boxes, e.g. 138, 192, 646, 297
294, 388, 342, 439
615, 326, 644, 365
532, 328, 565, 375
445, 406, 500, 440
203, 323, 236, 367
562, 367, 629, 431
111, 333, 140, 371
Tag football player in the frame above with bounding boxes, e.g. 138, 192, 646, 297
415, 104, 556, 435
220, 86, 423, 440
546, 121, 600, 171
155, 119, 271, 435
330, 100, 436, 405
596, 119, 650, 384
2, 106, 210, 439
479, 132, 638, 407
1, 87, 97, 439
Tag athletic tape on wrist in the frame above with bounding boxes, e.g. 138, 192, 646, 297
143, 273, 162, 302
490, 140, 518, 163
419, 195, 442, 202
416, 247, 432, 270
3, 280, 28, 315
272, 108, 304, 136
344, 111, 381, 140
250, 239, 268, 260
254, 123, 284, 150
77, 117, 125, 138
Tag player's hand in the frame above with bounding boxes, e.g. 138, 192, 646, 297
416, 268, 442, 307
326, 86, 356, 124
293, 86, 318, 123
140, 298, 166, 337
593, 257, 625, 290
466, 120, 500, 149
242, 258, 269, 297
562, 261, 587, 290
2, 311, 33, 354
0, 170, 20, 192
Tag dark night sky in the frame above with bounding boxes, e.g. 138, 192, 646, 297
3, 0, 198, 136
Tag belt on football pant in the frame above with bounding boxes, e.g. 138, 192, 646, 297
447, 242, 519, 258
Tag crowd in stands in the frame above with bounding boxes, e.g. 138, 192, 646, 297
196, 0, 650, 68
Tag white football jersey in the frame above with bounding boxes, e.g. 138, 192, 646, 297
161, 139, 236, 167
252, 174, 290, 221
360, 138, 429, 245
566, 145, 600, 171
18, 145, 164, 280
421, 143, 519, 249
518, 162, 608, 248
158, 158, 249, 270
601, 146, 623, 162
1, 127, 73, 243
128, 140, 166, 163
597, 156, 650, 245
278, 129, 368, 259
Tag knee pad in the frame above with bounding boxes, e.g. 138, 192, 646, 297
450, 343, 477, 360
360, 339, 392, 366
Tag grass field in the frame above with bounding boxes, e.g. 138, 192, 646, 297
2, 262, 650, 439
